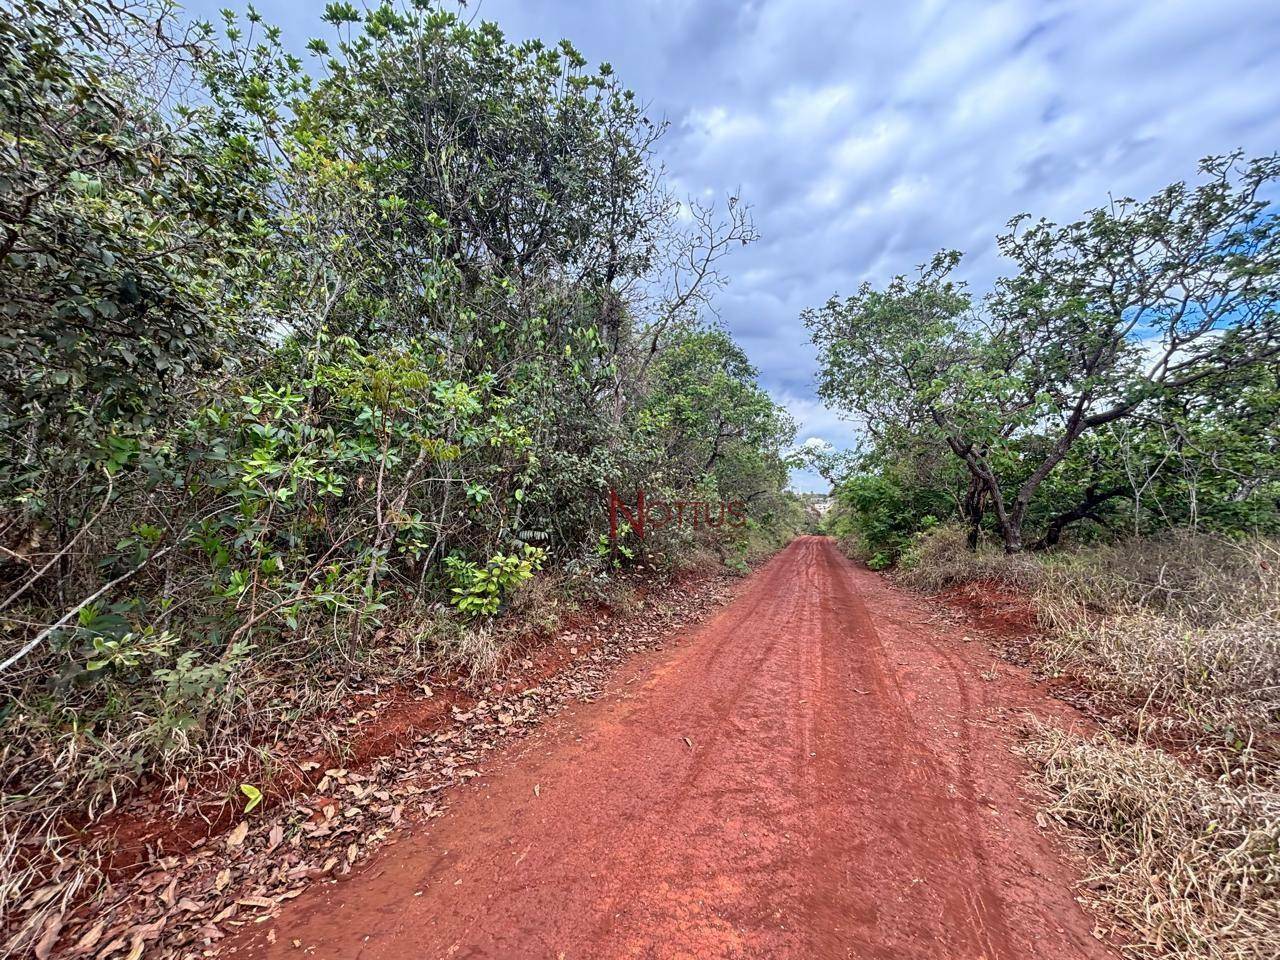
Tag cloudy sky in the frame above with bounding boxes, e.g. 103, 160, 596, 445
191, 0, 1280, 491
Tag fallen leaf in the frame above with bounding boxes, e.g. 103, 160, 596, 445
94, 934, 127, 958
109, 918, 163, 960
226, 821, 249, 848
73, 919, 107, 953
127, 918, 166, 941
21, 882, 64, 911
33, 911, 64, 960
266, 823, 285, 853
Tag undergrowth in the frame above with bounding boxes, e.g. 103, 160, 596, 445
0, 543, 745, 952
895, 523, 1044, 593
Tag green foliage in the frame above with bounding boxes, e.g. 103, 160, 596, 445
829, 471, 946, 564
445, 546, 546, 618
239, 782, 263, 813
1, 0, 267, 491
0, 0, 795, 850
809, 154, 1280, 554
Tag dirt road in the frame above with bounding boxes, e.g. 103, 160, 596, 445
233, 537, 1111, 959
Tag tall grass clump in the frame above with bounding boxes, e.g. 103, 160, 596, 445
1025, 537, 1280, 960
894, 523, 1045, 593
1023, 723, 1280, 960
1034, 534, 1280, 746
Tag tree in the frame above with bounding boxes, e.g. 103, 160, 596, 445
0, 0, 265, 427
195, 2, 760, 554
808, 153, 1280, 551
643, 327, 794, 495
0, 0, 266, 605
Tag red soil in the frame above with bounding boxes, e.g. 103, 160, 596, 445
93, 577, 702, 876
94, 685, 472, 874
226, 537, 1112, 959
939, 580, 1041, 637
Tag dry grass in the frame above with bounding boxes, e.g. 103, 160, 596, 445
896, 525, 1280, 958
1036, 534, 1280, 627
1033, 535, 1280, 747
0, 595, 531, 949
1035, 612, 1280, 742
1028, 537, 1280, 960
896, 523, 1045, 593
899, 529, 1280, 740
0, 634, 438, 950
1023, 723, 1280, 960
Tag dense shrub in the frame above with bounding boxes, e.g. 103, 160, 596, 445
0, 0, 801, 931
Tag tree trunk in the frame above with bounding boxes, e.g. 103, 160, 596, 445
1001, 519, 1024, 554
1029, 485, 1125, 550
961, 479, 984, 550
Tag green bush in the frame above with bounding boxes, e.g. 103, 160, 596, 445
827, 469, 947, 565
0, 1, 799, 893
446, 547, 547, 618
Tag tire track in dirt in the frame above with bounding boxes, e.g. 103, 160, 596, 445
814, 544, 1011, 958
227, 537, 1113, 959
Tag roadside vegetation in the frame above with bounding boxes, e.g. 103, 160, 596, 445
810, 157, 1280, 957
0, 0, 802, 948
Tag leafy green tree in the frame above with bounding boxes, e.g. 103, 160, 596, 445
809, 154, 1280, 551
642, 327, 795, 500
0, 0, 265, 456
195, 2, 762, 553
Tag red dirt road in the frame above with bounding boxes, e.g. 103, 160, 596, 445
232, 537, 1112, 960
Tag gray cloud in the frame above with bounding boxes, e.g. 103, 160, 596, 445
190, 0, 1280, 491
